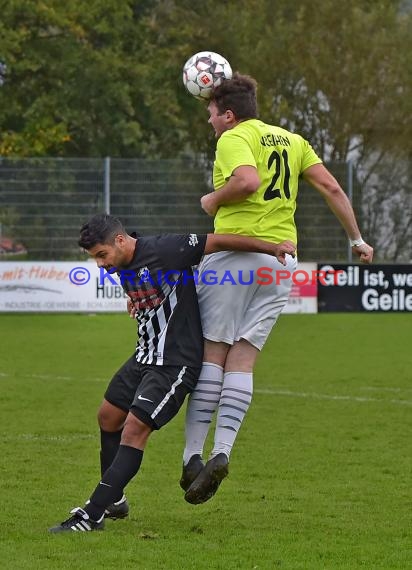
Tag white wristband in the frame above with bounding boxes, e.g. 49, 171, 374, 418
349, 237, 365, 247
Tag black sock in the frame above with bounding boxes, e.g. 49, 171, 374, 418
100, 428, 122, 476
85, 445, 143, 521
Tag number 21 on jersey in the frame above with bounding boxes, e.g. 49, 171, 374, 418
263, 149, 291, 201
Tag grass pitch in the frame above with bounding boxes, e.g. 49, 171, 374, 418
0, 313, 411, 569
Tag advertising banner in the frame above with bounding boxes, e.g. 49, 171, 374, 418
0, 262, 128, 312
317, 264, 412, 312
0, 261, 318, 313
283, 262, 317, 314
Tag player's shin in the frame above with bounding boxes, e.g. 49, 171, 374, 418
85, 445, 143, 522
183, 362, 224, 464
100, 429, 123, 504
211, 372, 253, 459
100, 429, 122, 475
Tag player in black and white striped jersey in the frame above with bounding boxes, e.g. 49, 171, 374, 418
49, 213, 295, 532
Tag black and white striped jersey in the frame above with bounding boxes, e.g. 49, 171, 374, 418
120, 233, 207, 367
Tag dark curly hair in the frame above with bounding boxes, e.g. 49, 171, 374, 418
78, 214, 126, 250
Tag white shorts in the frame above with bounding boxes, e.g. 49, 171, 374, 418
197, 251, 297, 350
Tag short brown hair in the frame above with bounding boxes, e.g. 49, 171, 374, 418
211, 72, 258, 119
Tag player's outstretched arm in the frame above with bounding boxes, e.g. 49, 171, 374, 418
204, 234, 296, 266
303, 163, 374, 264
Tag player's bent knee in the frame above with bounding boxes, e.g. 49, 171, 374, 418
121, 413, 152, 449
97, 399, 127, 432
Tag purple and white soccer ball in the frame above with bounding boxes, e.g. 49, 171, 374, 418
182, 51, 232, 100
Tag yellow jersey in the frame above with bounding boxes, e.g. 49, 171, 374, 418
213, 119, 322, 243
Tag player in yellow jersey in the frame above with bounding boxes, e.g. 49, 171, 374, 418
182, 73, 373, 504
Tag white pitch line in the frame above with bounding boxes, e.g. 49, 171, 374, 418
0, 433, 95, 443
255, 388, 412, 407
2, 371, 411, 407
29, 373, 73, 381
361, 386, 412, 394
0, 371, 106, 382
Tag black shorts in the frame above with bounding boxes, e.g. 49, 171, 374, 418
104, 354, 201, 430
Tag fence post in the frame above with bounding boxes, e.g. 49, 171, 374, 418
347, 160, 353, 262
104, 156, 111, 214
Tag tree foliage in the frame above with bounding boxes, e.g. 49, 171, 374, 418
0, 0, 411, 258
1, 0, 410, 158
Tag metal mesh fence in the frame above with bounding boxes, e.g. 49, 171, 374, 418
0, 157, 358, 261
0, 158, 104, 260
109, 158, 213, 236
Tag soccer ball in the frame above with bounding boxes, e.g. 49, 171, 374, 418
182, 51, 232, 100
